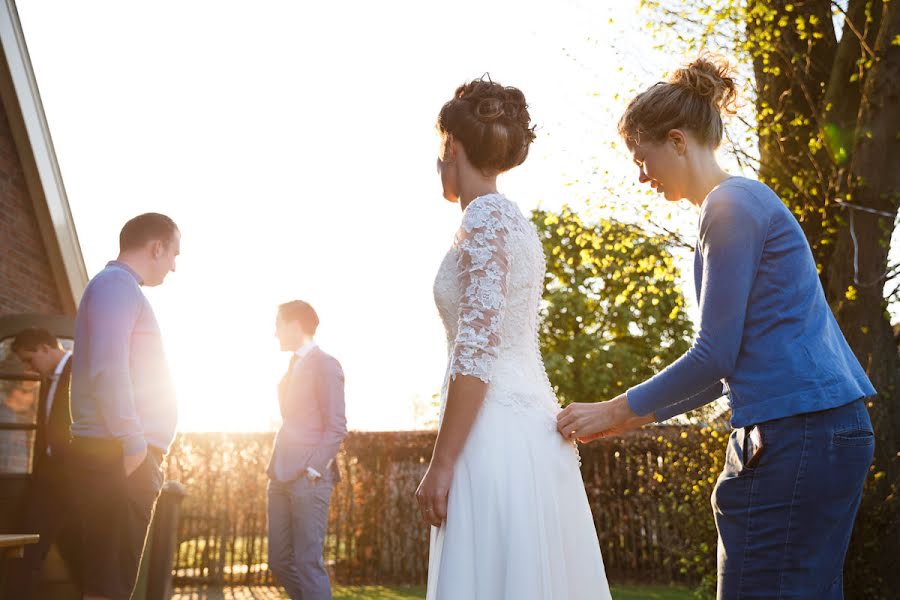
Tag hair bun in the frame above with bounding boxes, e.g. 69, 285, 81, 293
473, 97, 525, 123
437, 76, 536, 174
475, 97, 505, 122
669, 53, 737, 114
502, 101, 521, 120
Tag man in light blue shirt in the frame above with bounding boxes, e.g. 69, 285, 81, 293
69, 212, 179, 600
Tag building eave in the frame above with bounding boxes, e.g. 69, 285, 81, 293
0, 0, 87, 314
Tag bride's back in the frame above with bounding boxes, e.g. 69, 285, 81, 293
434, 193, 559, 419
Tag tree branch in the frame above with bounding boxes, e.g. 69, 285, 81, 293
823, 0, 883, 147
831, 0, 878, 58
643, 218, 695, 251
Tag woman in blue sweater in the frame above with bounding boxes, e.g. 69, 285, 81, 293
557, 56, 876, 599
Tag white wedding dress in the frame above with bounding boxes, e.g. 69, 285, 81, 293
428, 193, 612, 600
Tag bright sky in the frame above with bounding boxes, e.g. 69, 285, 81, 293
17, 0, 709, 431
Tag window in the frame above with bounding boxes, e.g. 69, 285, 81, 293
0, 337, 72, 475
0, 378, 38, 474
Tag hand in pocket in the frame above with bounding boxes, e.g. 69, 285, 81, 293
123, 448, 148, 477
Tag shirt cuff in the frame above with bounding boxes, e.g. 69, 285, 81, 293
626, 380, 658, 417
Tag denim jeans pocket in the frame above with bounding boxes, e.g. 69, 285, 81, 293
723, 428, 752, 477
832, 428, 874, 448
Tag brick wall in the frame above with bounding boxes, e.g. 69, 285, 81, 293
0, 97, 63, 316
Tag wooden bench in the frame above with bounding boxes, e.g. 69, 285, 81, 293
0, 534, 39, 598
0, 533, 39, 559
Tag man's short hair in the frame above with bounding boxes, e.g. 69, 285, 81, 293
278, 300, 319, 336
119, 213, 178, 253
11, 327, 60, 353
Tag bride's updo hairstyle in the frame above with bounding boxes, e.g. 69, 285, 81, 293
437, 76, 537, 175
618, 53, 738, 149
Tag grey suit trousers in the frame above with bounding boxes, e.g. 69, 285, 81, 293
267, 474, 334, 600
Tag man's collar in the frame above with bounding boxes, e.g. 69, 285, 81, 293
294, 340, 318, 360
52, 351, 72, 379
106, 260, 144, 285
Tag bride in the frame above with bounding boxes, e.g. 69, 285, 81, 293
415, 77, 611, 600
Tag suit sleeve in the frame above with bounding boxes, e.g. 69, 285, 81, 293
307, 356, 348, 475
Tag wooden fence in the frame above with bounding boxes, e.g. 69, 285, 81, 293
165, 428, 727, 586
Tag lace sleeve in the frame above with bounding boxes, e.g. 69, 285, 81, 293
449, 197, 511, 383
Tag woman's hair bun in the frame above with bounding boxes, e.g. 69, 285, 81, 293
475, 97, 504, 121
474, 96, 524, 123
437, 75, 536, 174
669, 53, 737, 115
618, 52, 738, 148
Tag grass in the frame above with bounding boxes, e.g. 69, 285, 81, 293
333, 587, 426, 599
331, 584, 693, 599
610, 585, 694, 600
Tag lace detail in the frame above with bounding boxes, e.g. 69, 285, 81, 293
426, 195, 609, 600
434, 193, 563, 424
448, 195, 511, 383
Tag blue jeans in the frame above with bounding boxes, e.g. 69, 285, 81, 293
267, 474, 334, 600
712, 398, 874, 599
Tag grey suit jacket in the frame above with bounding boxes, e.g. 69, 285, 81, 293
267, 347, 347, 483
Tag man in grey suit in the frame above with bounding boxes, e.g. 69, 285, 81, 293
267, 300, 347, 600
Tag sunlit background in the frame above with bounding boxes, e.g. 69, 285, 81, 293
16, 1, 713, 432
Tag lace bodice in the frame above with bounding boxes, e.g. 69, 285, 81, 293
433, 193, 560, 421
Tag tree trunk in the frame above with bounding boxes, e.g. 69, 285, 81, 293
749, 0, 900, 594
748, 0, 837, 276
829, 0, 900, 592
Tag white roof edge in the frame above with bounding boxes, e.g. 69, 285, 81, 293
0, 0, 87, 307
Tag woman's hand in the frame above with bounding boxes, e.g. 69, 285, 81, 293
557, 393, 651, 442
415, 460, 454, 528
574, 412, 655, 442
415, 375, 487, 528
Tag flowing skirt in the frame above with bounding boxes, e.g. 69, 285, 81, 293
426, 400, 612, 600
